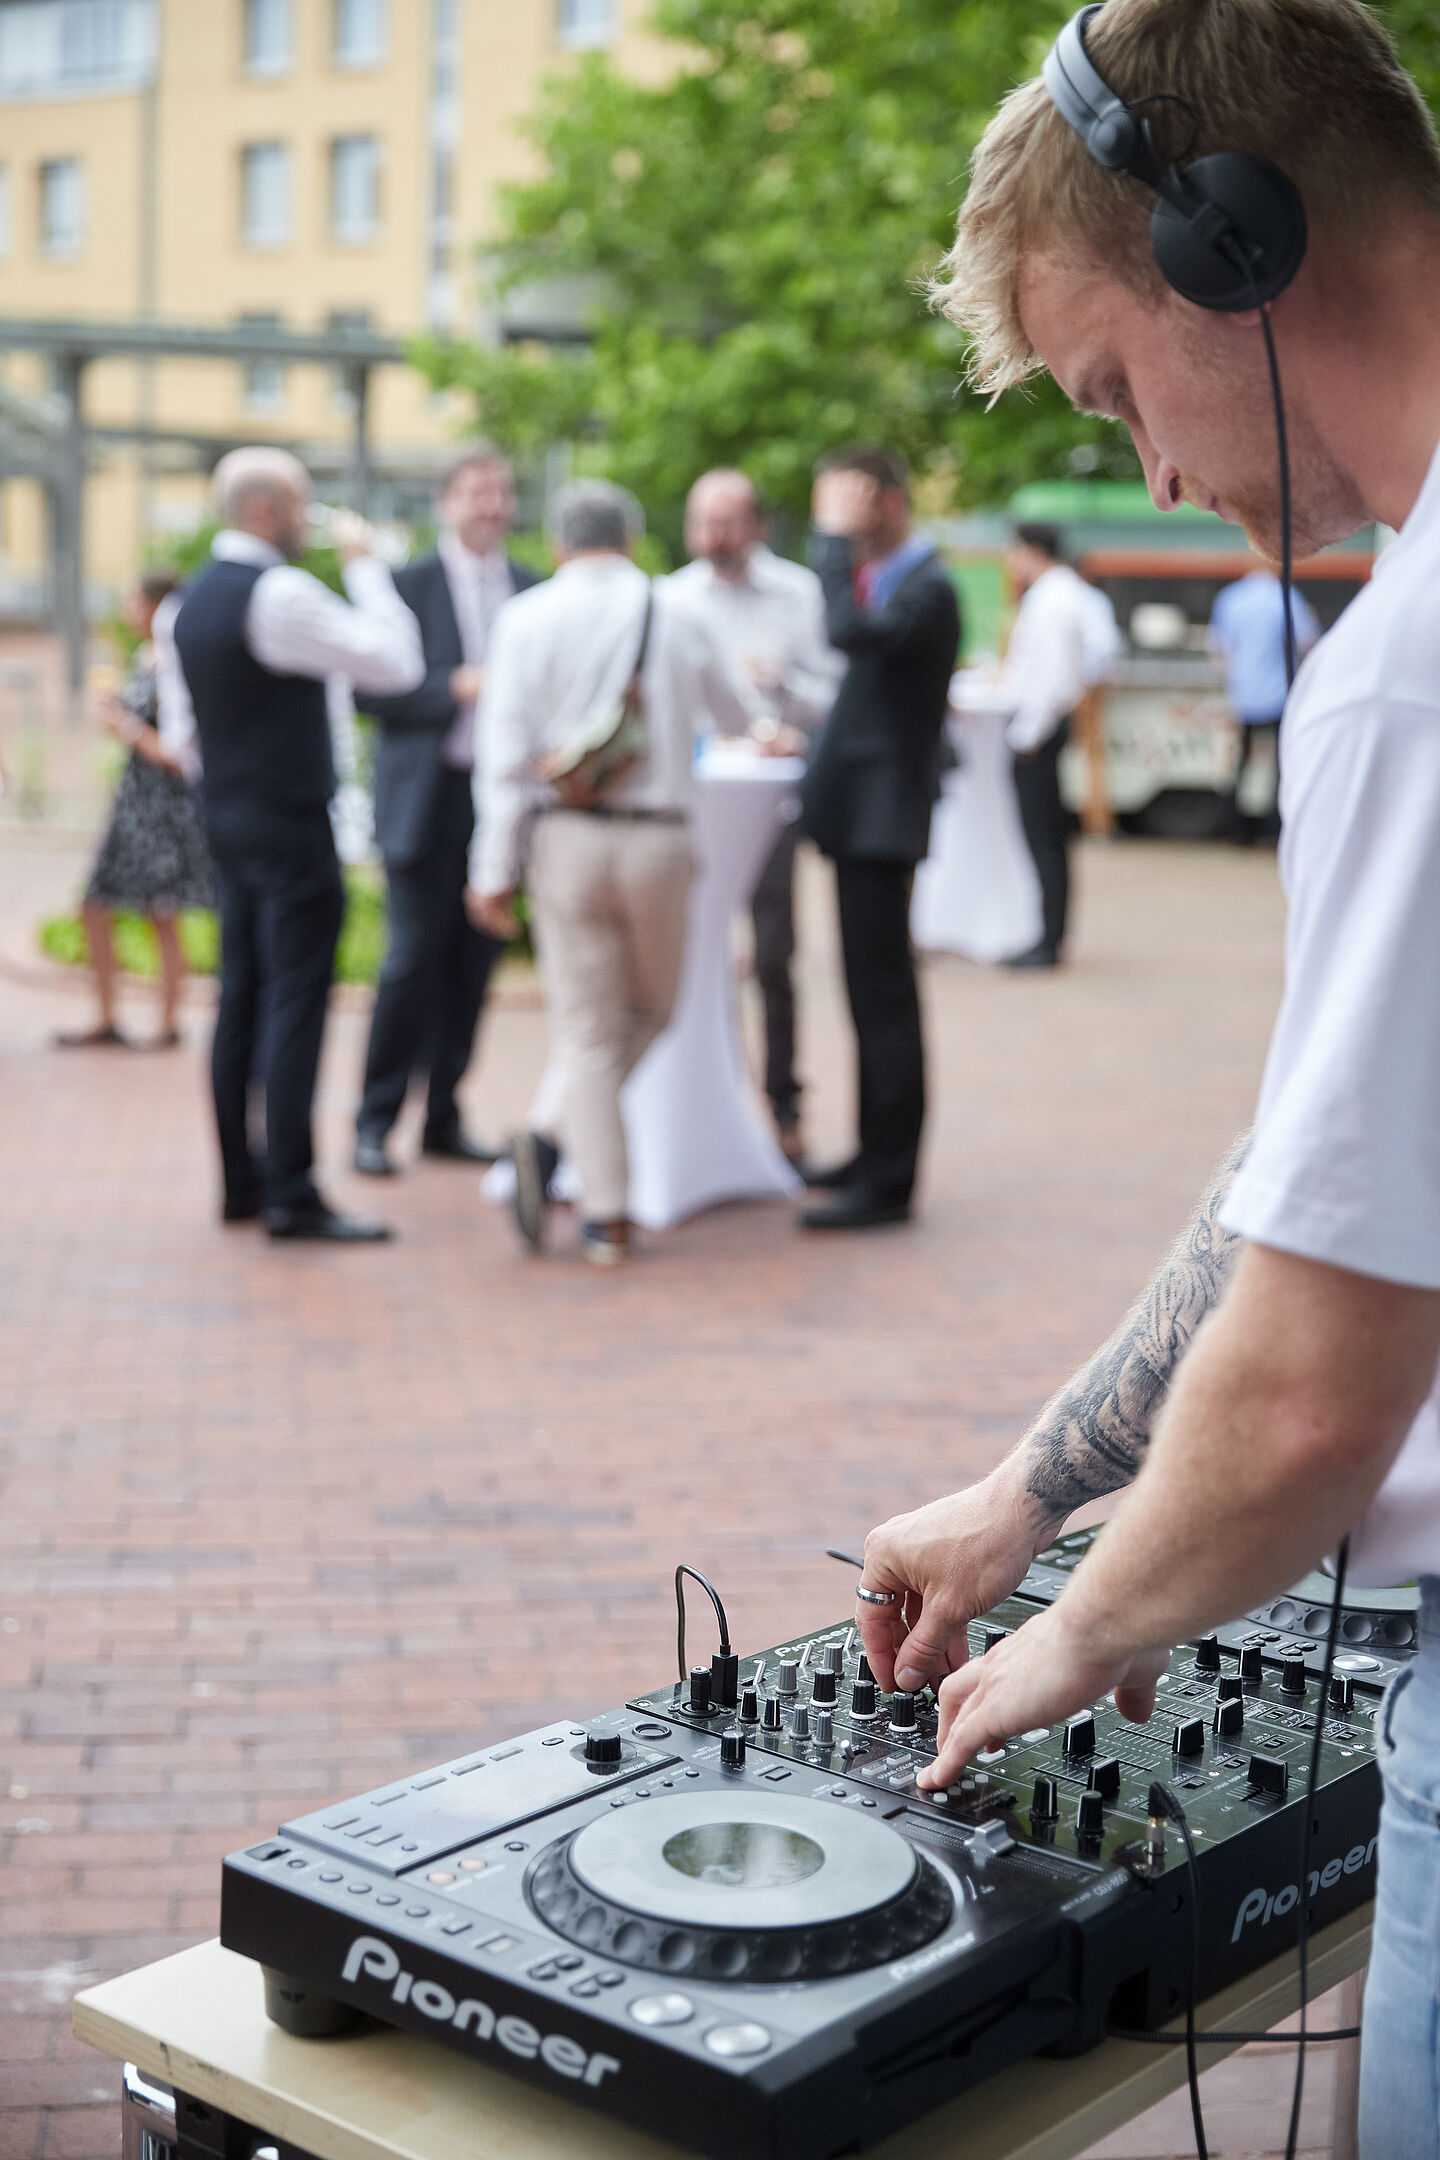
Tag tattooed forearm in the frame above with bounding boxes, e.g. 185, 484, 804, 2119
1018, 1132, 1251, 1520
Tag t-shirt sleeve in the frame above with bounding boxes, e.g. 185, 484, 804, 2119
1222, 697, 1440, 1287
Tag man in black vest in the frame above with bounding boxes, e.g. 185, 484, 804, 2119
799, 448, 961, 1230
169, 448, 423, 1240
353, 447, 542, 1176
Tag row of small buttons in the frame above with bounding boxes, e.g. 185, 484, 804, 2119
628, 1996, 769, 2057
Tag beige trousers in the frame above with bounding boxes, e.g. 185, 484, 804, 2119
527, 811, 695, 1223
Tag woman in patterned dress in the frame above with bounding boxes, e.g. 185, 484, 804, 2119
56, 571, 213, 1050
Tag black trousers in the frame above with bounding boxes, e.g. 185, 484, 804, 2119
1012, 716, 1071, 955
834, 857, 924, 1204
751, 819, 801, 1125
358, 768, 503, 1143
1231, 716, 1283, 842
207, 808, 344, 1213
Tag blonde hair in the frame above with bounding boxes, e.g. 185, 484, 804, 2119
934, 0, 1440, 397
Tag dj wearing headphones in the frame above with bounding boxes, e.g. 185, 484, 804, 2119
853, 3, 1440, 2149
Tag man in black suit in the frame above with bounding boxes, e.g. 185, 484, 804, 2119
799, 448, 961, 1230
354, 448, 543, 1175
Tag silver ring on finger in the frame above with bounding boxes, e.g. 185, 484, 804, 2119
856, 1582, 898, 1606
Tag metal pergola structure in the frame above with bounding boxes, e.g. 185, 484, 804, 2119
0, 315, 419, 695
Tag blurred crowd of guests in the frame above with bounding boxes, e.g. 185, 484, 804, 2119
60, 440, 1308, 1261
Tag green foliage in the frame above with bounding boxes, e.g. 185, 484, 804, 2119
147, 521, 349, 595
415, 0, 1144, 537
39, 870, 388, 987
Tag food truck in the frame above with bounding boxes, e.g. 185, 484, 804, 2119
938, 481, 1378, 836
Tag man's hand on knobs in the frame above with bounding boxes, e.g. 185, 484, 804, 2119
916, 1603, 1170, 1792
854, 1470, 1065, 1696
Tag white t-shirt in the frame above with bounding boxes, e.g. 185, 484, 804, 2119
1002, 563, 1094, 751
1221, 435, 1440, 1584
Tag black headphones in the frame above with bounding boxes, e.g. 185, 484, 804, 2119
1042, 4, 1307, 311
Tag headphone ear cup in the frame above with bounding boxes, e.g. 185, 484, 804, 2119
1150, 153, 1307, 311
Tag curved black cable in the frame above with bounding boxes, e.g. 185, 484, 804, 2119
1285, 1536, 1351, 2160
674, 1564, 730, 1683
1258, 302, 1297, 688
1150, 1781, 1209, 2160
825, 1547, 865, 1570
1110, 2024, 1360, 2045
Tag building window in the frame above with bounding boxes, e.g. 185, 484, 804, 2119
556, 0, 614, 49
38, 157, 84, 257
0, 167, 10, 258
243, 0, 292, 76
332, 0, 384, 68
328, 306, 370, 409
0, 0, 156, 101
240, 141, 291, 248
329, 135, 380, 244
238, 311, 285, 412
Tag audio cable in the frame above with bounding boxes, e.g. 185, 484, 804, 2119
674, 1563, 732, 1684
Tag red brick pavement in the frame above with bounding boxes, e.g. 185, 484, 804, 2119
2, 829, 1343, 2158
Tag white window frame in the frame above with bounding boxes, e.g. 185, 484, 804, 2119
329, 134, 381, 245
242, 0, 292, 77
556, 0, 615, 50
331, 0, 385, 69
0, 166, 11, 258
38, 156, 84, 258
0, 0, 156, 102
238, 312, 286, 413
240, 140, 292, 250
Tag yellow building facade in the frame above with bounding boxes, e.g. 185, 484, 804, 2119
0, 0, 664, 603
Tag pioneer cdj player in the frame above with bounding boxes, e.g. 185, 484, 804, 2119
221, 1529, 1411, 2160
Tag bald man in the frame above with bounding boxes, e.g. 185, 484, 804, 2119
669, 470, 841, 1158
165, 449, 423, 1239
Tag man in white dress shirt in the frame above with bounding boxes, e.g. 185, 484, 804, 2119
669, 469, 841, 1161
1000, 521, 1094, 967
467, 480, 754, 1266
354, 449, 544, 1176
165, 448, 423, 1240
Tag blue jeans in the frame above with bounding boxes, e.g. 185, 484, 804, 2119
1360, 1576, 1440, 2158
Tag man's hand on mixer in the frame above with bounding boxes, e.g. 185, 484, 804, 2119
916, 1605, 1170, 1791
855, 1473, 1059, 1695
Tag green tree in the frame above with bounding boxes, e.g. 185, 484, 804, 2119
417, 0, 1436, 545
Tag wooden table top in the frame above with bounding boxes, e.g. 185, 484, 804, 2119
76, 1910, 1370, 2160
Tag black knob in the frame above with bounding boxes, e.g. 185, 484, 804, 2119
1031, 1773, 1059, 1821
1247, 1751, 1288, 1797
1076, 1789, 1105, 1838
984, 1628, 1008, 1655
811, 1669, 838, 1706
1280, 1657, 1308, 1696
1063, 1712, 1096, 1757
1172, 1717, 1205, 1758
739, 1688, 759, 1723
822, 1644, 844, 1676
1213, 1696, 1244, 1738
762, 1695, 783, 1732
856, 1652, 875, 1685
710, 1650, 739, 1709
720, 1727, 746, 1769
777, 1660, 799, 1697
585, 1730, 622, 1765
1087, 1755, 1120, 1800
851, 1678, 877, 1718
791, 1705, 811, 1742
689, 1664, 713, 1713
1239, 1644, 1263, 1681
1195, 1634, 1221, 1672
1216, 1674, 1243, 1701
813, 1707, 835, 1747
890, 1690, 918, 1731
1329, 1672, 1355, 1712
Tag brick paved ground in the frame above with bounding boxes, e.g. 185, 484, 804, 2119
0, 819, 1353, 2157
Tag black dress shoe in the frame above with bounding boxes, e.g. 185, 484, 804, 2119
421, 1128, 499, 1165
799, 1154, 864, 1191
354, 1134, 396, 1177
222, 1194, 263, 1224
510, 1131, 560, 1251
798, 1189, 911, 1231
265, 1203, 392, 1243
1003, 941, 1061, 970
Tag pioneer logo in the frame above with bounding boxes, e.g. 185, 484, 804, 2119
340, 1937, 621, 2087
1230, 1836, 1378, 1945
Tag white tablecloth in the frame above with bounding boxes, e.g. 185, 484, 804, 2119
910, 684, 1042, 963
484, 745, 804, 1231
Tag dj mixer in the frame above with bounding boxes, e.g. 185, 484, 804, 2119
221, 1528, 1410, 2160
